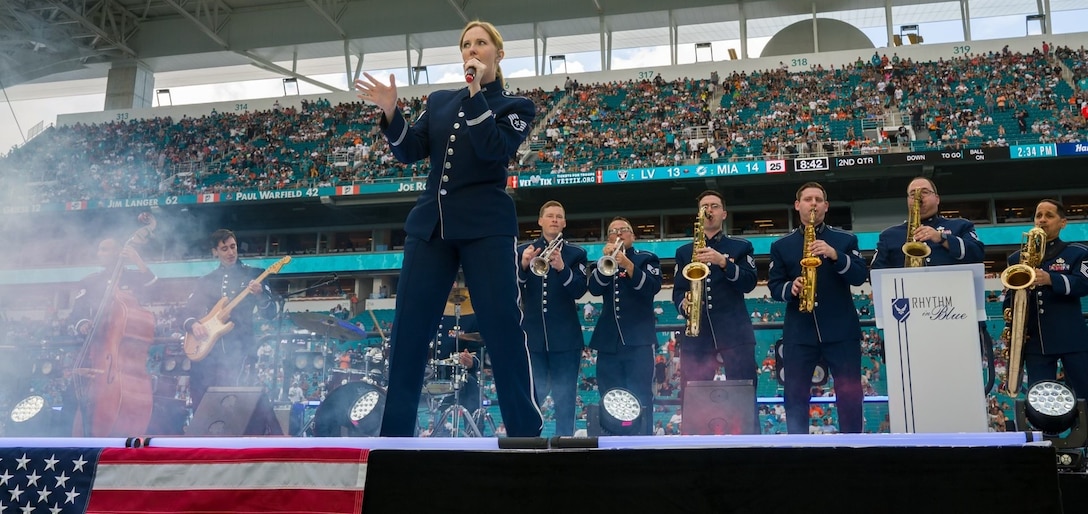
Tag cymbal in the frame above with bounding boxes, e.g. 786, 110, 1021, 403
447, 287, 470, 305
457, 332, 483, 342
290, 312, 366, 341
443, 296, 474, 316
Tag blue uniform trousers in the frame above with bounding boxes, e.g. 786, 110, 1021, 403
1026, 351, 1088, 402
783, 339, 863, 434
596, 344, 655, 435
530, 348, 581, 436
380, 234, 542, 437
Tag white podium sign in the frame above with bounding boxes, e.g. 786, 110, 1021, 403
872, 264, 988, 433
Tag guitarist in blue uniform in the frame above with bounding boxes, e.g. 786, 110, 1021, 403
183, 229, 276, 407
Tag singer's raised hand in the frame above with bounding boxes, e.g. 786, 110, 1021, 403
354, 72, 398, 120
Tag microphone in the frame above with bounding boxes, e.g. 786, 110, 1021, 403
465, 67, 476, 83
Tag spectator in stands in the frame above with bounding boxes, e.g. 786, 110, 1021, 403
768, 182, 868, 434
672, 190, 758, 428
517, 200, 588, 437
588, 217, 661, 435
183, 229, 277, 408
354, 20, 542, 438
1004, 199, 1088, 401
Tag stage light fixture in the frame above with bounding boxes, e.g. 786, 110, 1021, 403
312, 380, 385, 437
1015, 380, 1088, 471
1025, 381, 1078, 434
599, 388, 642, 436
7, 395, 52, 436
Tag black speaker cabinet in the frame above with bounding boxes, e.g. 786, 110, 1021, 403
681, 380, 757, 435
187, 387, 283, 436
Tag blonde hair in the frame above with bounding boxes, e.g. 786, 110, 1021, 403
460, 20, 505, 85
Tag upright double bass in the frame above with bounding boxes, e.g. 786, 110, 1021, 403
71, 213, 157, 437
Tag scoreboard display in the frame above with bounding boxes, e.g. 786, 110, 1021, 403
790, 147, 1011, 172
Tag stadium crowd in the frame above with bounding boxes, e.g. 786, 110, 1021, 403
1, 46, 1085, 205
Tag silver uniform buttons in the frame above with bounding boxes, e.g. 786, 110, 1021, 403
444, 162, 451, 169
449, 135, 456, 142
442, 175, 449, 182
458, 111, 465, 118
453, 123, 460, 129
439, 189, 447, 195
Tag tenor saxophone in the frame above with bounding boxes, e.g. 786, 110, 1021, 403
902, 189, 932, 267
1000, 226, 1047, 395
798, 208, 821, 313
682, 206, 711, 336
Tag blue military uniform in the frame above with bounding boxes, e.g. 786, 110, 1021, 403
377, 80, 543, 437
1005, 239, 1088, 399
183, 261, 276, 407
588, 248, 661, 435
872, 215, 984, 268
872, 214, 994, 393
768, 224, 868, 434
517, 237, 588, 436
673, 232, 758, 385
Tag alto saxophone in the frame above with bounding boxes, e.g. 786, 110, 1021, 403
681, 206, 712, 336
902, 189, 932, 267
798, 208, 821, 313
1000, 226, 1047, 395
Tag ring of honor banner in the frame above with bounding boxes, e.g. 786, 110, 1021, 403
872, 264, 988, 433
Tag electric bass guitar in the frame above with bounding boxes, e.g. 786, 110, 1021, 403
183, 256, 291, 361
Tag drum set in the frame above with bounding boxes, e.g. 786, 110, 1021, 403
284, 285, 495, 437
286, 312, 387, 399
421, 287, 496, 437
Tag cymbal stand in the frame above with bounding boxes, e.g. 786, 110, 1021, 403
470, 345, 497, 436
433, 365, 482, 437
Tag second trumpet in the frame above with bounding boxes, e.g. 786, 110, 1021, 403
597, 237, 626, 277
530, 233, 565, 277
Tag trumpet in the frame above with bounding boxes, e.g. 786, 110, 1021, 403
530, 233, 565, 277
597, 237, 625, 277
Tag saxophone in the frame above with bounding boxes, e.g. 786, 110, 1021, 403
681, 206, 712, 337
798, 208, 821, 313
902, 189, 932, 267
1000, 226, 1047, 395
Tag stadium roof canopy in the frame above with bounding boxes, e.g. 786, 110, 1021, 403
1, 0, 1025, 92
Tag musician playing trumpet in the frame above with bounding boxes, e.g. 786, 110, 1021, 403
768, 183, 868, 434
587, 217, 661, 435
672, 191, 758, 415
517, 200, 588, 436
1003, 199, 1088, 401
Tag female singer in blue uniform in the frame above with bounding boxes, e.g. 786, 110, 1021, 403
354, 21, 543, 437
